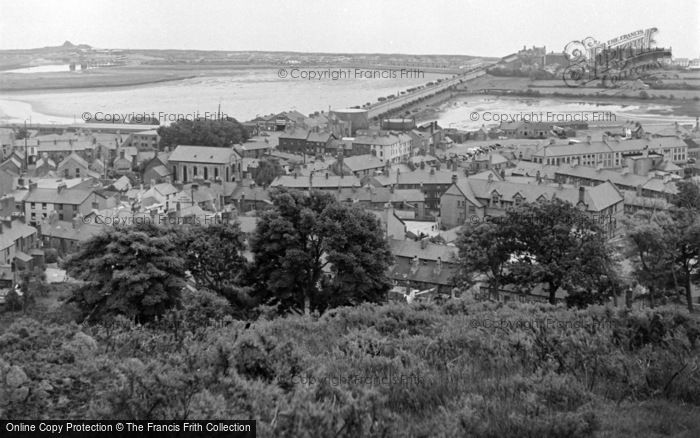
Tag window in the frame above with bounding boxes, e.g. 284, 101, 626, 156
193, 166, 198, 176
41, 203, 47, 209
31, 202, 35, 209
76, 168, 80, 177
57, 204, 63, 210
204, 167, 208, 180
468, 205, 476, 214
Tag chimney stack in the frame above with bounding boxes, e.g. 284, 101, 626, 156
578, 186, 585, 204
57, 183, 67, 194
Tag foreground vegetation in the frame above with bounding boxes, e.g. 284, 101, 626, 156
2, 295, 700, 437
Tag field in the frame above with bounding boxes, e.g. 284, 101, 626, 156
2, 291, 699, 437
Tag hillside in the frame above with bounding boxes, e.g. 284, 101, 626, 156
1, 295, 699, 437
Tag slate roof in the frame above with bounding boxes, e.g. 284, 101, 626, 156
169, 145, 239, 164
342, 154, 386, 172
25, 187, 96, 205
389, 238, 458, 262
0, 220, 37, 251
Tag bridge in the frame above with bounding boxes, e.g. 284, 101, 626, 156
366, 68, 487, 119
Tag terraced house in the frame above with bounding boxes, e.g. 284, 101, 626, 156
440, 174, 624, 236
23, 183, 112, 226
352, 131, 412, 163
531, 135, 687, 167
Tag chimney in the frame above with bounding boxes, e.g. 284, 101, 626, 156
57, 183, 67, 194
430, 167, 435, 175
325, 172, 329, 179
309, 172, 313, 188
578, 186, 585, 204
487, 173, 493, 183
72, 215, 82, 230
549, 138, 556, 145
150, 178, 156, 187
451, 174, 458, 185
29, 182, 37, 191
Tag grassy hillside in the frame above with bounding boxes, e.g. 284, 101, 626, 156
1, 295, 699, 437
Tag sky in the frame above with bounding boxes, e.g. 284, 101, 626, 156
0, 0, 698, 58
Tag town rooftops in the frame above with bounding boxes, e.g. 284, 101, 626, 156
0, 220, 37, 251
270, 174, 361, 189
334, 186, 425, 204
25, 187, 98, 205
389, 238, 458, 262
374, 169, 458, 186
168, 145, 240, 164
454, 178, 623, 212
279, 128, 310, 140
342, 154, 386, 172
536, 136, 686, 158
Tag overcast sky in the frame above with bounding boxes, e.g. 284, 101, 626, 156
1, 0, 698, 58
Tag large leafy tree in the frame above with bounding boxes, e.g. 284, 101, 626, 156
158, 118, 249, 149
623, 211, 675, 308
669, 180, 700, 312
177, 222, 252, 314
456, 220, 515, 300
253, 159, 284, 187
506, 199, 613, 304
65, 223, 185, 323
249, 189, 393, 314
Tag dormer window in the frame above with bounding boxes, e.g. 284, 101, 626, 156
514, 194, 523, 206
490, 192, 500, 207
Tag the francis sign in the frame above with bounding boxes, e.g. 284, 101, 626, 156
562, 27, 671, 88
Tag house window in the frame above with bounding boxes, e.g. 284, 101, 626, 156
193, 166, 198, 177
76, 168, 80, 177
57, 204, 63, 210
64, 169, 69, 178
204, 167, 208, 180
491, 192, 500, 207
468, 205, 476, 214
183, 165, 188, 182
42, 203, 47, 209
31, 202, 35, 209
59, 214, 64, 221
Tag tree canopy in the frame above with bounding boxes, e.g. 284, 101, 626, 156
65, 223, 186, 323
457, 199, 614, 304
157, 118, 249, 149
249, 189, 393, 314
177, 222, 253, 316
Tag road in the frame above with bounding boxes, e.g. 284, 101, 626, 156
366, 69, 487, 119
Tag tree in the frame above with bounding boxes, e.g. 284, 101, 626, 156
65, 223, 186, 323
624, 211, 676, 308
178, 222, 252, 315
669, 180, 700, 312
249, 189, 393, 314
252, 159, 284, 187
507, 199, 613, 304
456, 220, 514, 300
157, 118, 249, 150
